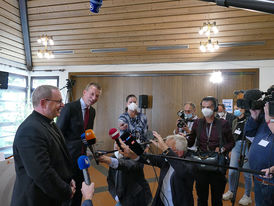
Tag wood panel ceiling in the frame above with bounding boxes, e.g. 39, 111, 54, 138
26, 0, 274, 66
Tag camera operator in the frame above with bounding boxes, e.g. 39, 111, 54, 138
245, 85, 274, 206
174, 102, 198, 151
187, 96, 234, 206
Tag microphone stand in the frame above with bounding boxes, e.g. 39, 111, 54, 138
231, 136, 249, 206
145, 153, 273, 176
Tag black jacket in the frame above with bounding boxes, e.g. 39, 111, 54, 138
107, 156, 152, 206
11, 111, 73, 206
140, 150, 194, 206
56, 99, 95, 167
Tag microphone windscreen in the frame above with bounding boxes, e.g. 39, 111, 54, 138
78, 155, 90, 170
244, 89, 262, 101
85, 129, 96, 141
109, 128, 119, 140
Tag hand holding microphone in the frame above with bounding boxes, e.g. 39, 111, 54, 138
109, 128, 123, 151
81, 129, 99, 165
78, 155, 91, 185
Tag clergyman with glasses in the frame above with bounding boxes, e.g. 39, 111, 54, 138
11, 85, 75, 206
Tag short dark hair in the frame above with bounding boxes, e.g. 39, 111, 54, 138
218, 103, 226, 110
126, 94, 137, 102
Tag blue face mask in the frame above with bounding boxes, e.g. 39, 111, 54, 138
234, 109, 242, 117
184, 113, 193, 119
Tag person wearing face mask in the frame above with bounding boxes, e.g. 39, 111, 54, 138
216, 103, 236, 128
188, 96, 234, 206
57, 82, 102, 206
97, 143, 152, 206
174, 102, 198, 151
118, 94, 148, 143
222, 106, 252, 205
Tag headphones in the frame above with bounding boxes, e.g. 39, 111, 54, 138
200, 96, 218, 112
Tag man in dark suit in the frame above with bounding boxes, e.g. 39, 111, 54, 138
121, 132, 194, 206
57, 82, 101, 206
216, 103, 236, 128
98, 144, 152, 206
11, 85, 75, 206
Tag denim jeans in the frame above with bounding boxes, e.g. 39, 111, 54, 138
228, 140, 252, 196
115, 202, 122, 206
253, 177, 274, 206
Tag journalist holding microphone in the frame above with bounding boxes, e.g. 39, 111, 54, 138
11, 85, 75, 206
57, 82, 102, 206
244, 85, 274, 206
120, 131, 195, 206
118, 94, 148, 143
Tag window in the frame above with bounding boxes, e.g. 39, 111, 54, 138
0, 73, 28, 157
30, 76, 59, 94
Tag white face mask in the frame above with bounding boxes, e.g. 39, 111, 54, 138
128, 102, 138, 111
202, 108, 213, 118
114, 151, 123, 159
218, 112, 225, 117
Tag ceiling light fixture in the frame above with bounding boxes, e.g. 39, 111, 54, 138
37, 35, 54, 59
199, 21, 219, 52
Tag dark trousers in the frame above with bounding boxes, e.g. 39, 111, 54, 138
63, 168, 84, 206
195, 171, 226, 206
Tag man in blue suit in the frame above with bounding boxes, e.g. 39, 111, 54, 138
57, 82, 101, 206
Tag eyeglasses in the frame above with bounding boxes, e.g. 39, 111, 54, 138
45, 99, 63, 104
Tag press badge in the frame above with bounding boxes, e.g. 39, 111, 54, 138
234, 129, 241, 135
258, 139, 269, 147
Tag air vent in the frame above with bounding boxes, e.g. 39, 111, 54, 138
147, 45, 189, 51
53, 50, 74, 54
90, 48, 127, 53
219, 41, 265, 48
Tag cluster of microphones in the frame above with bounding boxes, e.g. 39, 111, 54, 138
78, 127, 149, 185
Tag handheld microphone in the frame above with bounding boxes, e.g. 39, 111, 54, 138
81, 129, 99, 165
95, 149, 118, 157
120, 131, 144, 156
77, 155, 91, 185
109, 128, 123, 151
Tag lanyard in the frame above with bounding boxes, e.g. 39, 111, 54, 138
206, 123, 213, 150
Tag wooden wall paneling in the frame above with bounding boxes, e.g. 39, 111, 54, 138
216, 70, 259, 106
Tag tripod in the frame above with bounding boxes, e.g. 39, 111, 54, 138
60, 79, 75, 103
230, 124, 251, 205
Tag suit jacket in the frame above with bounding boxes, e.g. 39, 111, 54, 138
11, 111, 73, 206
107, 157, 152, 206
56, 99, 95, 167
216, 112, 235, 128
140, 150, 194, 206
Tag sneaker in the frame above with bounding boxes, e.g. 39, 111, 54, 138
239, 194, 252, 205
222, 191, 233, 200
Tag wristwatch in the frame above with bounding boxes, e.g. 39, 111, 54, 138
162, 148, 171, 156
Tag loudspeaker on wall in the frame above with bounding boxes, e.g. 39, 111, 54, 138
0, 71, 9, 89
139, 95, 148, 109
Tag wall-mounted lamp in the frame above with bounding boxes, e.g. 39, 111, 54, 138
37, 35, 54, 59
210, 71, 223, 83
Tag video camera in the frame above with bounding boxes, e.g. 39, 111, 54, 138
177, 110, 188, 128
237, 87, 274, 116
65, 79, 75, 90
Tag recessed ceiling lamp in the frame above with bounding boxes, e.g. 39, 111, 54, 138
210, 71, 223, 83
37, 35, 54, 59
